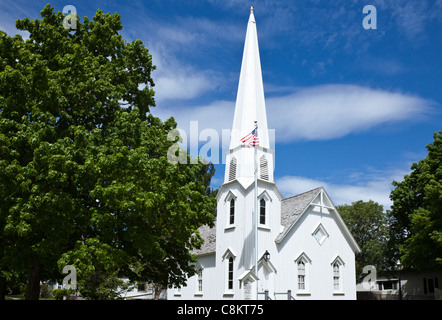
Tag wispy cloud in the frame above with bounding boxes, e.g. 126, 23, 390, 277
275, 164, 410, 210
152, 47, 218, 102
267, 84, 436, 142
369, 0, 442, 45
158, 84, 436, 143
123, 11, 243, 103
152, 99, 234, 134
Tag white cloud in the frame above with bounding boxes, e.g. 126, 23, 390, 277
152, 100, 235, 134
275, 166, 408, 210
266, 84, 435, 142
122, 12, 242, 103
155, 84, 435, 144
150, 45, 218, 103
154, 69, 213, 102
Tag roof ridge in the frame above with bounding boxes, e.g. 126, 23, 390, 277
282, 186, 323, 201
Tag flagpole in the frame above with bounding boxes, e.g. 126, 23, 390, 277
253, 121, 258, 300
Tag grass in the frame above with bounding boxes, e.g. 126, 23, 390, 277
6, 294, 55, 300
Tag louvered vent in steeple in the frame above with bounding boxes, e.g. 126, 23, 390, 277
229, 157, 237, 181
260, 156, 269, 180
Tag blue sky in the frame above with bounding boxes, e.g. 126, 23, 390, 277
1, 0, 441, 209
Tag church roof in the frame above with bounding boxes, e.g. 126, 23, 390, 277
192, 222, 217, 256
193, 187, 324, 256
276, 187, 361, 253
279, 187, 323, 236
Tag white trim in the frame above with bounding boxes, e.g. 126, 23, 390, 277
258, 190, 272, 228
249, 252, 278, 275
221, 247, 237, 260
330, 255, 345, 266
223, 190, 238, 203
194, 266, 204, 296
216, 179, 283, 202
321, 189, 361, 253
275, 188, 322, 244
258, 189, 272, 202
312, 223, 329, 245
225, 192, 237, 228
276, 187, 361, 254
223, 249, 236, 293
238, 269, 259, 284
294, 252, 311, 293
331, 255, 345, 293
294, 251, 312, 264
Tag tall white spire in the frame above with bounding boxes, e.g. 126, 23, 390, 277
230, 6, 270, 150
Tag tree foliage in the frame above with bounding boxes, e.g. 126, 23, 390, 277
388, 131, 442, 271
0, 4, 216, 299
337, 200, 390, 281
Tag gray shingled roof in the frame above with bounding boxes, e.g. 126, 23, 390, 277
280, 187, 322, 229
192, 222, 217, 255
194, 187, 322, 256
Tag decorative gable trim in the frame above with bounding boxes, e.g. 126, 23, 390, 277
195, 260, 205, 270
312, 223, 329, 245
276, 188, 322, 244
294, 251, 312, 264
238, 269, 259, 283
330, 255, 345, 266
276, 187, 361, 254
259, 258, 277, 274
216, 178, 283, 201
258, 189, 272, 202
221, 247, 237, 261
223, 190, 238, 203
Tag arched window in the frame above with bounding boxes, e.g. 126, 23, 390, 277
228, 257, 234, 290
197, 268, 203, 292
295, 252, 311, 292
331, 256, 344, 292
298, 260, 305, 290
230, 198, 235, 225
223, 248, 236, 292
333, 263, 340, 291
259, 198, 266, 225
229, 157, 237, 181
260, 156, 269, 180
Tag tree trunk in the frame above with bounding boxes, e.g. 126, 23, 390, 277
154, 285, 164, 300
0, 277, 6, 300
25, 263, 43, 300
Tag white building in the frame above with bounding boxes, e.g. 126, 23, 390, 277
168, 7, 361, 300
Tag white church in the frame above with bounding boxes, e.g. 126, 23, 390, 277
167, 7, 361, 300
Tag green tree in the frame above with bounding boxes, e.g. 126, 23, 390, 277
388, 131, 442, 271
0, 4, 215, 299
337, 200, 390, 281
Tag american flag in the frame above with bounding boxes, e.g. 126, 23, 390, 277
240, 125, 259, 147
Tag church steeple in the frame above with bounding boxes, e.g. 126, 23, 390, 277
216, 8, 283, 298
224, 7, 274, 185
230, 6, 270, 150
